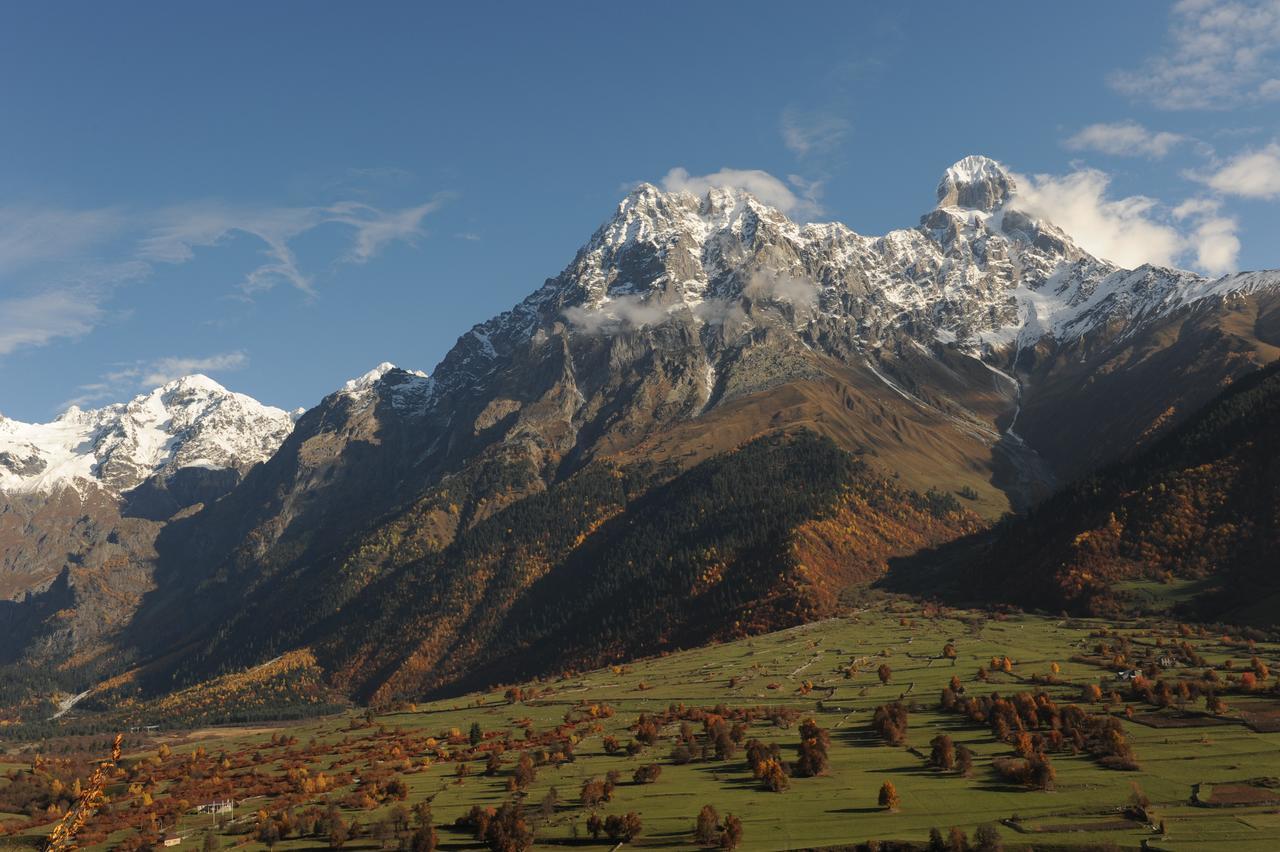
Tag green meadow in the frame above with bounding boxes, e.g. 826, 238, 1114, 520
7, 600, 1280, 851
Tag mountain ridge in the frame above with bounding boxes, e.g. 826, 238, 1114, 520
5, 154, 1280, 708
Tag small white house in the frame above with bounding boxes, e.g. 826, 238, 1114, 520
196, 800, 234, 815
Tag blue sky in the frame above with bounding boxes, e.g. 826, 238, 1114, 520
2, 1, 1278, 420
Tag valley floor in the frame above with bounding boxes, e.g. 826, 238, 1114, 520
6, 601, 1280, 851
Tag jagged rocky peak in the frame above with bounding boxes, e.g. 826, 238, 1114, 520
342, 361, 401, 393
609, 180, 797, 243
936, 155, 1016, 212
339, 362, 434, 414
397, 156, 1280, 428
562, 181, 817, 317
623, 180, 767, 212
617, 181, 698, 218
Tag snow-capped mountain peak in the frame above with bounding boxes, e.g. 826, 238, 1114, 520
527, 155, 1277, 360
343, 362, 401, 393
936, 155, 1016, 212
340, 362, 434, 413
0, 376, 295, 495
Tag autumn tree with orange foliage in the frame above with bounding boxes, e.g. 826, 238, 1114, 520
878, 780, 900, 811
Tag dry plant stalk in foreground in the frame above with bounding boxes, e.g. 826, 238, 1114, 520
44, 734, 123, 852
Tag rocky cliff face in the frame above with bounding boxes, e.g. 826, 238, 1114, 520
7, 155, 1280, 703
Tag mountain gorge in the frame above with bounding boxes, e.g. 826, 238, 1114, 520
4, 155, 1280, 710
899, 359, 1280, 624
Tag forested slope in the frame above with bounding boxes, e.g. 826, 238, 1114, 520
143, 431, 978, 703
953, 361, 1280, 620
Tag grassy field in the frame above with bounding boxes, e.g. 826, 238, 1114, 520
5, 600, 1280, 851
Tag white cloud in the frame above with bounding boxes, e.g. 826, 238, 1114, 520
59, 383, 117, 410
1197, 141, 1280, 197
659, 167, 824, 220
0, 209, 138, 358
1171, 198, 1220, 218
1010, 169, 1185, 268
1193, 216, 1242, 275
780, 109, 851, 157
744, 269, 819, 315
692, 298, 748, 330
786, 174, 826, 220
1010, 168, 1241, 275
564, 269, 821, 337
1110, 0, 1280, 109
1172, 198, 1241, 274
563, 294, 672, 334
692, 276, 819, 332
139, 351, 250, 387
1064, 121, 1184, 158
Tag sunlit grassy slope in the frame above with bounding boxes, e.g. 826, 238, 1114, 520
7, 600, 1280, 851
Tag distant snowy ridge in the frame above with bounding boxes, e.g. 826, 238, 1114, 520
0, 374, 295, 494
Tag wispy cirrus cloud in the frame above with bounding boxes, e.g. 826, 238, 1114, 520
780, 108, 851, 158
0, 192, 449, 361
1064, 121, 1185, 158
1110, 0, 1280, 110
776, 108, 848, 224
138, 203, 320, 295
60, 351, 252, 408
0, 250, 149, 361
0, 207, 136, 356
0, 207, 127, 276
331, 199, 449, 263
138, 351, 250, 387
0, 289, 109, 356
139, 195, 451, 296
